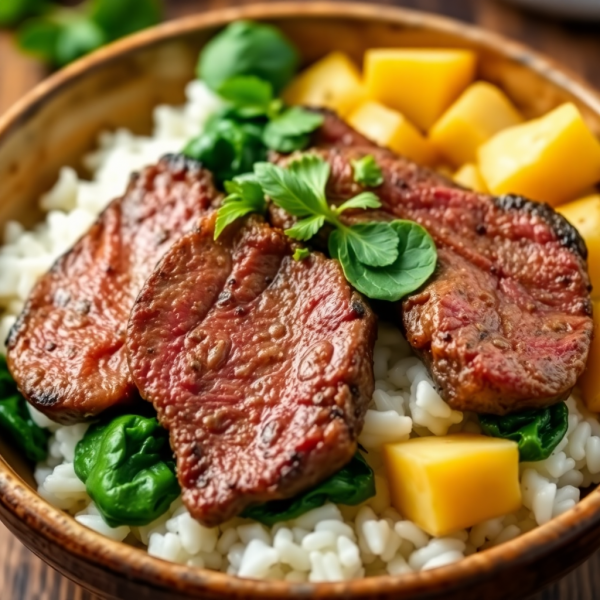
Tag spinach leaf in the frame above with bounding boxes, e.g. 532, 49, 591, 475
262, 107, 324, 153
198, 20, 299, 95
0, 356, 49, 462
183, 112, 267, 184
217, 76, 275, 119
329, 220, 437, 302
242, 452, 375, 526
479, 403, 569, 462
16, 0, 162, 67
351, 155, 384, 187
74, 414, 180, 527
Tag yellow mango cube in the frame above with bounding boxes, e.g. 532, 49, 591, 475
556, 194, 600, 298
364, 49, 477, 131
282, 52, 367, 117
430, 82, 523, 166
454, 163, 489, 193
579, 299, 600, 412
348, 100, 437, 166
383, 434, 521, 537
478, 103, 600, 206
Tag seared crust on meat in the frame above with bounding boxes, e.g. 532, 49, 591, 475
127, 213, 376, 526
7, 156, 221, 424
271, 115, 593, 415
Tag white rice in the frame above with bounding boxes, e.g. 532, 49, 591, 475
1, 79, 600, 581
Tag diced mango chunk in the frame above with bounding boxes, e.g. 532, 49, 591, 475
579, 299, 600, 412
454, 163, 488, 193
478, 103, 600, 206
383, 434, 521, 537
556, 194, 600, 298
348, 100, 437, 166
282, 52, 367, 117
364, 49, 477, 131
430, 82, 523, 166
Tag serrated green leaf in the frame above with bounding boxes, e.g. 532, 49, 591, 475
330, 220, 437, 302
285, 215, 325, 241
215, 174, 266, 239
254, 160, 328, 218
293, 247, 310, 261
351, 155, 384, 187
345, 222, 399, 267
336, 192, 381, 215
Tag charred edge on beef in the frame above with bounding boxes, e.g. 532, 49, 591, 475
161, 153, 204, 174
495, 194, 587, 259
30, 389, 60, 407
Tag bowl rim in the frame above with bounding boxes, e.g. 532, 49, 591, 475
1, 2, 600, 597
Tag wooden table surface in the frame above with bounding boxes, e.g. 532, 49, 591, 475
1, 0, 600, 598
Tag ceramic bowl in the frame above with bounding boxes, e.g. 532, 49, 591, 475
1, 3, 600, 599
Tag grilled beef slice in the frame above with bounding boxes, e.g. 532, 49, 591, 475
272, 119, 593, 415
7, 156, 220, 424
127, 213, 376, 526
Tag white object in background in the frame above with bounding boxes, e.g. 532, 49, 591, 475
503, 0, 600, 19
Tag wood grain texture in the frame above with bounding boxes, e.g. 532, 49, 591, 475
1, 0, 600, 598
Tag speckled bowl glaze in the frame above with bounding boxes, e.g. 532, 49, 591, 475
1, 3, 600, 599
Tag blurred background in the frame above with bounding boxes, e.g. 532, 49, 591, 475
0, 0, 599, 598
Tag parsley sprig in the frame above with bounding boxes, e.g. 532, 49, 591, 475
217, 154, 437, 302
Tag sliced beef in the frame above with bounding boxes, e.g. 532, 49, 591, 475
7, 156, 220, 424
271, 136, 593, 415
127, 213, 376, 526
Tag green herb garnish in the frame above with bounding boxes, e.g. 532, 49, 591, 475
479, 403, 569, 462
293, 247, 310, 261
232, 154, 437, 302
242, 452, 375, 526
214, 174, 267, 239
16, 0, 162, 67
183, 111, 267, 184
263, 106, 325, 153
74, 414, 180, 527
198, 20, 299, 96
0, 355, 49, 462
351, 155, 384, 187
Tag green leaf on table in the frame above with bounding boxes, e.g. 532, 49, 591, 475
479, 403, 569, 462
197, 20, 299, 95
74, 414, 180, 527
241, 452, 375, 526
345, 222, 399, 267
215, 174, 267, 239
293, 247, 311, 261
0, 0, 50, 28
329, 220, 437, 302
263, 107, 324, 153
89, 0, 162, 42
351, 154, 384, 187
285, 215, 325, 241
335, 192, 381, 215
